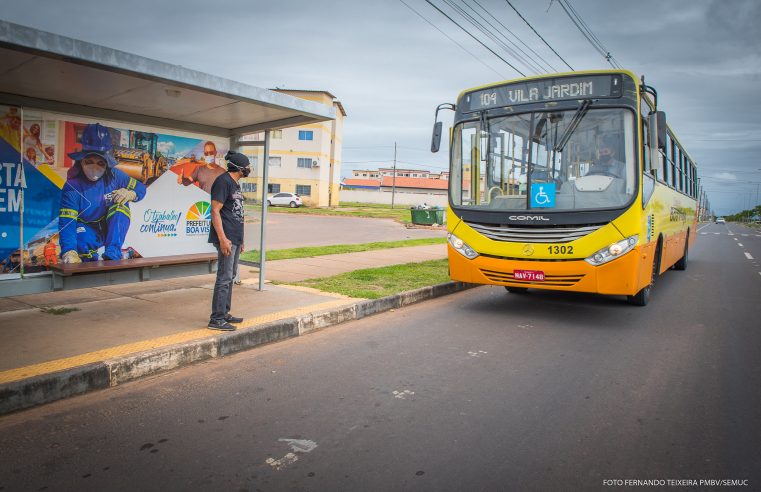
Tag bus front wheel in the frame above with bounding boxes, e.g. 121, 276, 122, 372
628, 240, 661, 306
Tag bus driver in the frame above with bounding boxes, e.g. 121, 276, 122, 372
587, 134, 625, 179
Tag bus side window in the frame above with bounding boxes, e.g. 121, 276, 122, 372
641, 118, 650, 173
670, 138, 677, 188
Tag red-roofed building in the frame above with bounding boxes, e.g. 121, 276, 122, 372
341, 166, 450, 206
341, 178, 381, 189
379, 176, 448, 193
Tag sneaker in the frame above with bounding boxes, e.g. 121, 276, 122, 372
225, 315, 244, 324
208, 319, 236, 331
234, 279, 243, 285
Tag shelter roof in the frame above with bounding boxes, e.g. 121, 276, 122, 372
0, 21, 335, 137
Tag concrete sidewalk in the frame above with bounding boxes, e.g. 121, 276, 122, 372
0, 243, 467, 414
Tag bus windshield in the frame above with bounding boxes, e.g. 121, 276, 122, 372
450, 107, 636, 211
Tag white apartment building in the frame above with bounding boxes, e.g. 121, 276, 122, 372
241, 90, 346, 206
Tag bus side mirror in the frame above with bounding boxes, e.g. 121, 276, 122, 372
431, 121, 443, 153
648, 111, 667, 149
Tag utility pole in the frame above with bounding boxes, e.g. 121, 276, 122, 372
391, 142, 397, 209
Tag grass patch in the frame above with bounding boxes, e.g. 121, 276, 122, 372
239, 237, 445, 263
244, 201, 438, 224
41, 306, 80, 315
285, 259, 450, 299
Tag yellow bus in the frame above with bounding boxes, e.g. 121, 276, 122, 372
431, 70, 698, 305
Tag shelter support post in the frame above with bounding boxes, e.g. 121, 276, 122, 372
259, 131, 271, 291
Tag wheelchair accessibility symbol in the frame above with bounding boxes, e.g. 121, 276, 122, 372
530, 183, 556, 208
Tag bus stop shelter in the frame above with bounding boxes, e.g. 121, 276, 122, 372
0, 20, 335, 296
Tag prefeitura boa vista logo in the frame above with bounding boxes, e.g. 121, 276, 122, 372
186, 201, 211, 236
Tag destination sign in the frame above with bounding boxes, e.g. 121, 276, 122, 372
462, 74, 623, 112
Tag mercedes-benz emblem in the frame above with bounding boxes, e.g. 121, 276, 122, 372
522, 244, 534, 256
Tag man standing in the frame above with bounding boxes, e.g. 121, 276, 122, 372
208, 151, 250, 331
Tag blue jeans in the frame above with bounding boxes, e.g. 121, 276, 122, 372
210, 243, 241, 322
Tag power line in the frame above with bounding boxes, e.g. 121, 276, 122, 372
398, 0, 507, 79
554, 0, 622, 69
452, 0, 546, 74
504, 0, 574, 71
469, 0, 558, 73
423, 0, 527, 76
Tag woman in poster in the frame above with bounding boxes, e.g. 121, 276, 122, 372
59, 123, 146, 263
23, 122, 53, 165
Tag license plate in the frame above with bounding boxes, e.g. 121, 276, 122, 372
514, 269, 545, 281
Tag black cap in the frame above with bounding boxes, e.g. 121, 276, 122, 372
225, 151, 250, 170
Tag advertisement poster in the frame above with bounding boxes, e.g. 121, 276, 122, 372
1, 109, 228, 277
0, 106, 62, 275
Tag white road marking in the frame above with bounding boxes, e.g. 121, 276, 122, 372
738, 243, 744, 247
266, 453, 299, 470
742, 234, 749, 237
468, 350, 488, 357
279, 439, 318, 453
393, 389, 415, 399
266, 439, 318, 470
714, 233, 720, 235
697, 224, 711, 232
745, 252, 754, 260
734, 238, 738, 241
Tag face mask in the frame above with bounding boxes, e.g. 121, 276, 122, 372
83, 166, 105, 181
81, 156, 107, 181
204, 155, 215, 164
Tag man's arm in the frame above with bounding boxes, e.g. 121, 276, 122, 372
211, 199, 232, 256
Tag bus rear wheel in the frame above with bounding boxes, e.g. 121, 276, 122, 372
628, 240, 661, 306
505, 286, 528, 294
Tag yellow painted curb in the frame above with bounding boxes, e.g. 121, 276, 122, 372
0, 299, 353, 385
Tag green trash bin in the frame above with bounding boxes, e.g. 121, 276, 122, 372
410, 208, 435, 225
432, 206, 445, 225
410, 207, 444, 225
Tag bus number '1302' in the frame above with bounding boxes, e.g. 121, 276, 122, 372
480, 92, 497, 106
548, 245, 574, 255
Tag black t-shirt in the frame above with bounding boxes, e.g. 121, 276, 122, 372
208, 172, 244, 245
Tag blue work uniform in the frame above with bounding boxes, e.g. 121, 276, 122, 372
58, 168, 146, 261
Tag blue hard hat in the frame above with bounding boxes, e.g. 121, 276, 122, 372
67, 123, 118, 168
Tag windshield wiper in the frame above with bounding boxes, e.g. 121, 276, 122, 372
554, 99, 593, 152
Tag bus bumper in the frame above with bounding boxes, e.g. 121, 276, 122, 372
448, 244, 649, 296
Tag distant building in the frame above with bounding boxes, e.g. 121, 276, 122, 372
345, 166, 449, 194
351, 169, 380, 179
241, 90, 346, 207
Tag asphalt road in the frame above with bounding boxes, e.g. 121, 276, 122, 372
245, 213, 445, 250
1, 223, 759, 491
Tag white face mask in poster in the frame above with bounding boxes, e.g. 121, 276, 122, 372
81, 155, 107, 181
204, 155, 215, 164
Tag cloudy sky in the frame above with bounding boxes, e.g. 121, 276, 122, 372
2, 0, 759, 214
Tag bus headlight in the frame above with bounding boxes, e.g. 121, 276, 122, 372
584, 235, 638, 266
448, 233, 478, 259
